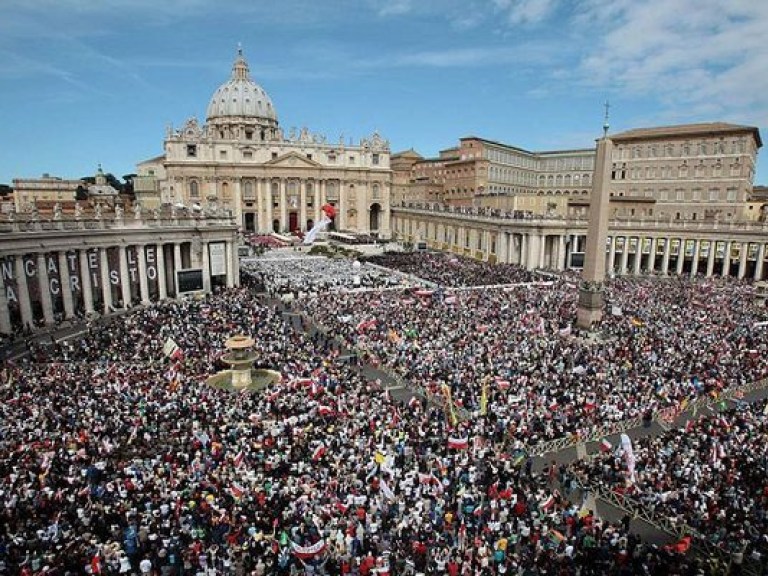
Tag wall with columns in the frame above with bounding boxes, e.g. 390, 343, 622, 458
0, 212, 238, 335
392, 206, 768, 281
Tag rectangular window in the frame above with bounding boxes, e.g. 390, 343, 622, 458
272, 152, 278, 160
349, 156, 356, 164
328, 154, 336, 163
306, 154, 312, 160
186, 144, 197, 158
219, 150, 227, 159
372, 153, 380, 165
245, 131, 253, 140
243, 151, 253, 159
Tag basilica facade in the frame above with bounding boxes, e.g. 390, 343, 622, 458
137, 49, 392, 238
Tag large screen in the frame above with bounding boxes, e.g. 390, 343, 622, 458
177, 268, 204, 293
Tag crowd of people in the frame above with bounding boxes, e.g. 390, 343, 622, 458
361, 253, 539, 287
1, 250, 767, 575
300, 269, 768, 447
572, 398, 768, 568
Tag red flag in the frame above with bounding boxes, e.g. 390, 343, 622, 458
230, 482, 245, 499
312, 444, 326, 461
291, 539, 327, 559
447, 436, 468, 450
233, 450, 244, 468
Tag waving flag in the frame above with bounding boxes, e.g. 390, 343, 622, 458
303, 204, 336, 245
291, 539, 327, 559
447, 436, 469, 450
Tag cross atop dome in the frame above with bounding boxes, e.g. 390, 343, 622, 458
231, 45, 249, 81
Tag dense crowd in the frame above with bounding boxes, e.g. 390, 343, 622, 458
361, 253, 539, 287
572, 398, 768, 568
1, 251, 767, 575
301, 271, 768, 446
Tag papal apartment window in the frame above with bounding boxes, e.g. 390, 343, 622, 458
186, 144, 197, 157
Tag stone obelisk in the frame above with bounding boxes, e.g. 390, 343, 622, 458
576, 119, 613, 329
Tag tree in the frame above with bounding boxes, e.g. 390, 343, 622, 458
75, 185, 89, 201
0, 184, 12, 197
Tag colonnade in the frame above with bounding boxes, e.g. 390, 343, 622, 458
393, 210, 768, 281
0, 238, 239, 334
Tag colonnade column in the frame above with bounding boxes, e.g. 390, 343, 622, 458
647, 238, 657, 274
156, 244, 167, 300
520, 234, 528, 268
99, 247, 112, 314
706, 241, 716, 277
201, 241, 211, 293
675, 239, 685, 275
607, 237, 617, 275
15, 256, 33, 328
58, 251, 74, 319
226, 240, 236, 288
498, 232, 508, 264
173, 243, 182, 295
557, 234, 566, 271
756, 243, 766, 281
36, 253, 54, 325
737, 242, 748, 279
619, 237, 630, 275
79, 249, 94, 315
119, 246, 131, 308
633, 238, 643, 275
137, 245, 150, 305
661, 239, 671, 275
690, 240, 701, 277
721, 241, 732, 276
0, 263, 10, 335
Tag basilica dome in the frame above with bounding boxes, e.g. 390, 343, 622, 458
206, 49, 278, 123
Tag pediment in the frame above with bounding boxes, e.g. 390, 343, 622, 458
265, 151, 322, 168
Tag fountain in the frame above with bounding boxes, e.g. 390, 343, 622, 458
206, 334, 281, 392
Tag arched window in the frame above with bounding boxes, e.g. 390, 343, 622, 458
189, 180, 199, 198
222, 182, 230, 199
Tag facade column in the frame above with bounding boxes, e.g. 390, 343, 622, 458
538, 234, 546, 268
279, 179, 288, 232
619, 237, 630, 275
755, 243, 766, 281
314, 180, 322, 224
201, 241, 211, 293
721, 241, 732, 276
607, 236, 617, 275
173, 243, 182, 295
498, 232, 508, 264
36, 252, 54, 325
15, 256, 34, 328
706, 241, 716, 277
690, 239, 701, 277
0, 260, 11, 335
526, 233, 538, 271
119, 246, 132, 308
255, 179, 264, 233
266, 180, 274, 233
58, 251, 74, 319
156, 244, 168, 300
99, 247, 113, 314
137, 245, 150, 304
633, 237, 643, 275
300, 179, 307, 232
647, 238, 657, 274
226, 240, 237, 288
339, 181, 348, 231
520, 233, 528, 268
737, 242, 749, 279
79, 249, 94, 314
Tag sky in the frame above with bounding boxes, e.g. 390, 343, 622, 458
1, 0, 766, 185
